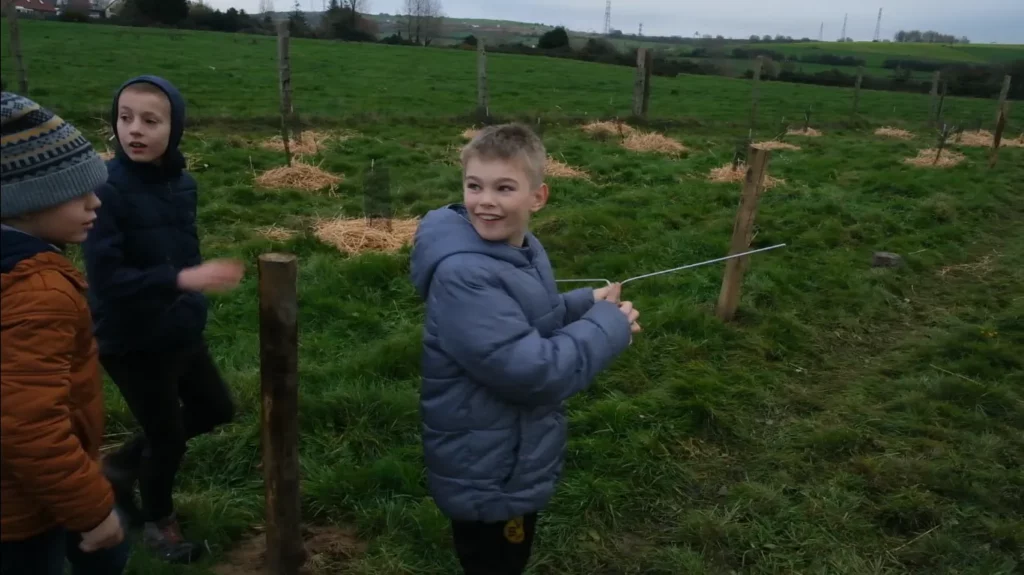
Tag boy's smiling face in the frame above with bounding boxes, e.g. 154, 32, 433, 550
463, 155, 548, 248
116, 84, 172, 164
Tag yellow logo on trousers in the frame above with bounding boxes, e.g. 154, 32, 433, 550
503, 516, 526, 544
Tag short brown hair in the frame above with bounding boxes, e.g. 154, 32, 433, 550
461, 123, 546, 187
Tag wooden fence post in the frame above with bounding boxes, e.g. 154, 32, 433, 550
632, 48, 649, 118
276, 21, 294, 167
716, 147, 771, 322
642, 48, 653, 117
990, 104, 1007, 168
4, 0, 29, 95
476, 38, 489, 119
929, 71, 941, 125
853, 66, 863, 114
996, 75, 1011, 125
750, 56, 763, 137
259, 253, 305, 575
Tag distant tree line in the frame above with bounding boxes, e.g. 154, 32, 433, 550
894, 30, 969, 44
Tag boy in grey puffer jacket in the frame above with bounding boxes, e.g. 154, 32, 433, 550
409, 124, 640, 575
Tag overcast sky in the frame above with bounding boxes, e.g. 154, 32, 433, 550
205, 0, 1024, 44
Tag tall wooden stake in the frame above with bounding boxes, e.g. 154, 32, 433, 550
929, 71, 941, 126
642, 48, 653, 117
990, 104, 1007, 168
276, 21, 294, 167
853, 66, 863, 114
4, 0, 29, 95
259, 253, 304, 575
476, 38, 489, 119
996, 74, 1011, 125
632, 48, 651, 118
750, 56, 763, 137
716, 147, 771, 322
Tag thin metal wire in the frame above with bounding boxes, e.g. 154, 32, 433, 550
555, 243, 787, 287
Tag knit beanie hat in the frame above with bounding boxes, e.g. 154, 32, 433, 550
1, 92, 108, 219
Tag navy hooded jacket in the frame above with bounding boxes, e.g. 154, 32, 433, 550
81, 75, 207, 355
409, 204, 632, 522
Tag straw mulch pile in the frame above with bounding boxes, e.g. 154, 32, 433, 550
753, 140, 801, 151
255, 225, 297, 241
786, 128, 822, 137
875, 127, 915, 140
255, 159, 343, 192
956, 129, 1024, 148
706, 163, 784, 189
581, 121, 637, 138
260, 131, 337, 155
938, 251, 998, 279
99, 149, 115, 161
462, 128, 481, 140
313, 217, 419, 255
903, 148, 966, 168
621, 131, 688, 155
545, 156, 590, 179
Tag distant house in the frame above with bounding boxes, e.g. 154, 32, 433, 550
56, 0, 117, 18
10, 0, 58, 15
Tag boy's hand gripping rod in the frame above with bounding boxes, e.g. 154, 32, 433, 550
554, 243, 787, 287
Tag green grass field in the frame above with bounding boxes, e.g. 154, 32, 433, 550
2, 20, 1023, 575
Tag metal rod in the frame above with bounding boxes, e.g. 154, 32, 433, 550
555, 243, 787, 287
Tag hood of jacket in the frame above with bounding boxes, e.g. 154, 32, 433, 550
111, 75, 187, 178
0, 226, 83, 293
409, 203, 539, 300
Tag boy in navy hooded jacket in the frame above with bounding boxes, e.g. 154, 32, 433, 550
82, 76, 244, 564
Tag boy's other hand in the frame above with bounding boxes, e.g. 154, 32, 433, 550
618, 301, 642, 340
178, 259, 245, 293
593, 282, 622, 304
79, 509, 124, 552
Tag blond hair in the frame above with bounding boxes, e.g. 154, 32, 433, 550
461, 123, 546, 187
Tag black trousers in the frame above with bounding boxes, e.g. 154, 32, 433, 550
100, 339, 234, 522
451, 513, 538, 575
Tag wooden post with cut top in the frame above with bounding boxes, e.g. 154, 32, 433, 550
276, 21, 294, 167
996, 75, 1011, 125
750, 56, 764, 137
716, 147, 771, 322
477, 38, 489, 119
4, 0, 29, 95
632, 48, 651, 118
929, 71, 941, 126
853, 66, 864, 114
259, 253, 305, 575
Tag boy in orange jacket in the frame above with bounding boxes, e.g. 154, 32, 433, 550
0, 92, 130, 574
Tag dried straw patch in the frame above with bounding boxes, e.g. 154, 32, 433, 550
786, 128, 822, 137
621, 131, 688, 155
753, 140, 801, 151
462, 128, 481, 140
957, 129, 1024, 148
707, 163, 784, 189
903, 148, 966, 168
260, 131, 336, 155
875, 127, 915, 140
545, 156, 589, 179
98, 150, 115, 161
581, 121, 637, 137
313, 217, 419, 255
255, 225, 297, 242
255, 160, 343, 192
938, 251, 998, 279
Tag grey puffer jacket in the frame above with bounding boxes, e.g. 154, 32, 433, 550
409, 204, 632, 522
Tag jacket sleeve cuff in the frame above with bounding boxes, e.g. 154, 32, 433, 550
562, 287, 595, 323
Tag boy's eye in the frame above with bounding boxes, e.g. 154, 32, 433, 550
466, 183, 481, 191
498, 185, 515, 192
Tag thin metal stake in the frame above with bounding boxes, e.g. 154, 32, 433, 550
555, 244, 787, 287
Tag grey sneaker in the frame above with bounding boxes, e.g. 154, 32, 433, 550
143, 515, 203, 564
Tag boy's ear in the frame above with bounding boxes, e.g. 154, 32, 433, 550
530, 183, 549, 213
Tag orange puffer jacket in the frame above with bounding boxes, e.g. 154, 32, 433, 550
1, 229, 114, 541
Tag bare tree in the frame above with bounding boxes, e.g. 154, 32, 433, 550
401, 0, 443, 45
